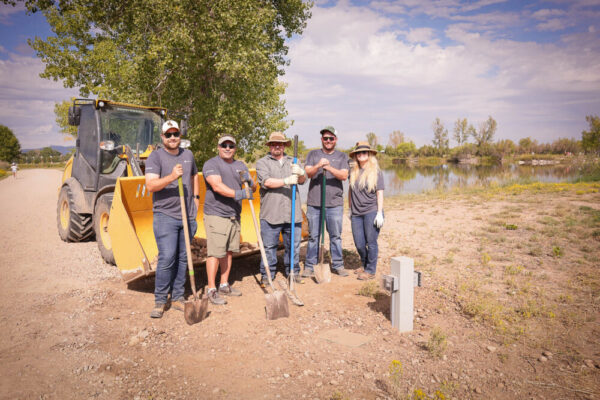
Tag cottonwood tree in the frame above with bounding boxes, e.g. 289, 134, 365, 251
388, 130, 405, 148
366, 132, 378, 148
453, 118, 474, 145
432, 118, 449, 154
16, 0, 311, 163
581, 115, 600, 155
472, 116, 497, 149
0, 125, 21, 162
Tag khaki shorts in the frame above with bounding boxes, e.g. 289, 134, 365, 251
204, 214, 240, 258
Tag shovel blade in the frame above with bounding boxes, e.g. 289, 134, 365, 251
314, 262, 331, 284
265, 291, 289, 320
184, 297, 209, 325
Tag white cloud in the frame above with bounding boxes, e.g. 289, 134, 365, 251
531, 9, 567, 20
282, 1, 600, 149
536, 18, 570, 31
0, 52, 78, 149
405, 27, 437, 44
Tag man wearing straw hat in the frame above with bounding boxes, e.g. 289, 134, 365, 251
255, 132, 307, 287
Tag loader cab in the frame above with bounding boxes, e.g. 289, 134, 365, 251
68, 99, 165, 191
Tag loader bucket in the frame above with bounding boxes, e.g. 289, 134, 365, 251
108, 170, 308, 284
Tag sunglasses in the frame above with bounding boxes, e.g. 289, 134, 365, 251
356, 151, 370, 155
163, 131, 181, 138
322, 136, 336, 142
219, 143, 236, 149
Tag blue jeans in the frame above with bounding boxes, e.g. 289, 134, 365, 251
305, 205, 344, 271
153, 212, 198, 304
260, 220, 302, 278
351, 211, 381, 274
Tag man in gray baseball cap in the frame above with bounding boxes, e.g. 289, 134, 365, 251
302, 126, 350, 278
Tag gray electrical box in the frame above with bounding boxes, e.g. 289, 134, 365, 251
381, 274, 398, 292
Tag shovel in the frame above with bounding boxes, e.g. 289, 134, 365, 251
240, 175, 289, 320
281, 135, 304, 306
314, 173, 332, 283
178, 176, 209, 325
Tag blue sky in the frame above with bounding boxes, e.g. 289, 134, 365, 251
1, 0, 599, 150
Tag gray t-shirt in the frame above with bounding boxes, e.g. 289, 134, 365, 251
256, 153, 303, 225
145, 147, 198, 219
305, 149, 349, 207
349, 169, 385, 216
202, 156, 249, 218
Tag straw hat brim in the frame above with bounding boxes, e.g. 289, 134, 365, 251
349, 148, 378, 157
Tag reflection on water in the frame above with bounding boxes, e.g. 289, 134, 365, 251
382, 163, 581, 196
296, 163, 581, 202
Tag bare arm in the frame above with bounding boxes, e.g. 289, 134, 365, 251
145, 164, 182, 192
305, 158, 328, 178
376, 190, 384, 212
205, 174, 236, 198
324, 164, 348, 181
193, 173, 200, 209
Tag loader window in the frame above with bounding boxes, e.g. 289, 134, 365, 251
98, 106, 162, 173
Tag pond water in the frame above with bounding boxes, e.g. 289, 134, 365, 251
296, 162, 582, 202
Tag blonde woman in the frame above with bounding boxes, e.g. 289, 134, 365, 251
348, 142, 384, 280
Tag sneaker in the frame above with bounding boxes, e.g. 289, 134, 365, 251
357, 271, 375, 280
171, 298, 185, 312
208, 289, 227, 305
353, 267, 364, 275
219, 284, 242, 297
301, 268, 314, 278
150, 303, 166, 318
333, 267, 349, 277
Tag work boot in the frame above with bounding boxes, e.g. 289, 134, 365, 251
208, 288, 227, 305
333, 267, 349, 277
301, 268, 314, 278
171, 298, 185, 312
150, 303, 166, 318
219, 283, 242, 296
357, 271, 375, 280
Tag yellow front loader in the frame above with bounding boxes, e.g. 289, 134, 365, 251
57, 99, 307, 284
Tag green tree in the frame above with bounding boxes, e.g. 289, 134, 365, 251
494, 139, 516, 157
432, 117, 448, 155
22, 0, 311, 164
39, 146, 61, 162
396, 141, 417, 157
453, 118, 474, 146
366, 132, 378, 148
388, 130, 405, 148
0, 125, 21, 162
581, 115, 600, 155
54, 98, 78, 138
472, 116, 497, 150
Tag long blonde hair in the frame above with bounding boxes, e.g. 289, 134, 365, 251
350, 153, 380, 192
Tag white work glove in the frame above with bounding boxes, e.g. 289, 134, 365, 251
291, 164, 305, 177
283, 174, 298, 186
374, 211, 384, 229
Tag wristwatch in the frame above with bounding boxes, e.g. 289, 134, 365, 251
194, 195, 200, 200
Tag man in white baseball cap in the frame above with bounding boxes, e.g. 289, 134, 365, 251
145, 119, 200, 318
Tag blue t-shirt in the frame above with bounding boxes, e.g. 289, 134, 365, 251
202, 156, 249, 218
145, 147, 198, 219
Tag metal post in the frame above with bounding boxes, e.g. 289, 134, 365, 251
383, 257, 414, 332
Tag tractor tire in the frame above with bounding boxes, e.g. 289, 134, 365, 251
94, 194, 116, 265
57, 185, 94, 242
